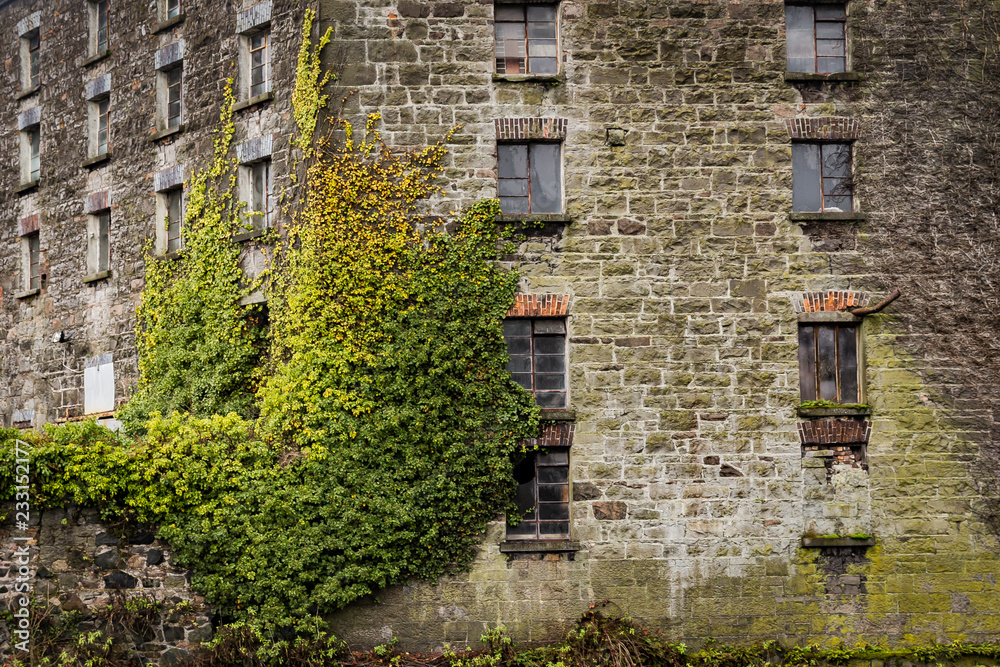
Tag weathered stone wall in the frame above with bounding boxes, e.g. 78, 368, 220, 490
317, 0, 1000, 651
0, 0, 311, 428
0, 507, 212, 662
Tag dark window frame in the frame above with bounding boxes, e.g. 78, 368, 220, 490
165, 188, 183, 253
494, 3, 560, 75
506, 446, 570, 541
503, 317, 568, 409
792, 141, 854, 213
24, 29, 40, 89
26, 232, 41, 291
96, 210, 111, 273
25, 128, 41, 183
798, 322, 861, 404
93, 0, 109, 55
97, 97, 110, 156
497, 141, 563, 215
785, 3, 848, 74
165, 65, 183, 129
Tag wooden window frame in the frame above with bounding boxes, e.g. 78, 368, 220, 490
90, 0, 110, 56
165, 66, 183, 129
494, 3, 560, 75
23, 29, 40, 90
792, 141, 854, 213
798, 322, 862, 404
248, 30, 270, 98
166, 188, 183, 253
497, 141, 564, 215
785, 2, 848, 75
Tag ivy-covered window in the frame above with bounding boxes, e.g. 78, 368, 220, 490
786, 3, 847, 74
503, 318, 567, 408
507, 447, 570, 540
792, 142, 853, 213
494, 3, 559, 75
798, 323, 860, 403
498, 143, 562, 214
166, 189, 183, 253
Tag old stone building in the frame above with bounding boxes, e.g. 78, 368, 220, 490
3, 0, 1000, 658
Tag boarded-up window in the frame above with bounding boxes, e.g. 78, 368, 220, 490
798, 323, 860, 403
786, 4, 847, 74
84, 353, 115, 414
503, 318, 567, 408
507, 447, 570, 540
792, 142, 853, 213
498, 143, 562, 214
495, 4, 559, 74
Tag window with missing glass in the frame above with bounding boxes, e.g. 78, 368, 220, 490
792, 142, 853, 213
503, 318, 566, 408
507, 447, 570, 540
798, 323, 861, 404
786, 4, 847, 74
87, 211, 110, 275
494, 3, 559, 74
498, 143, 562, 214
241, 158, 271, 232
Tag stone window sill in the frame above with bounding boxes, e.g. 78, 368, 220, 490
496, 214, 572, 224
15, 288, 40, 300
233, 229, 268, 243
801, 536, 875, 548
797, 406, 871, 418
83, 152, 112, 169
234, 91, 274, 112
16, 179, 40, 195
150, 124, 184, 142
157, 250, 183, 261
785, 72, 862, 83
499, 540, 580, 554
492, 73, 565, 84
790, 212, 867, 223
540, 409, 575, 422
82, 50, 111, 68
15, 85, 40, 101
83, 270, 112, 284
154, 14, 185, 34
797, 310, 861, 324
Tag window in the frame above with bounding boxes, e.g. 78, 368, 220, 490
21, 29, 40, 90
24, 232, 41, 291
89, 97, 110, 158
798, 323, 861, 404
498, 143, 562, 214
494, 4, 559, 74
247, 31, 270, 98
161, 0, 181, 21
792, 142, 853, 213
503, 318, 566, 408
89, 0, 109, 56
166, 189, 183, 252
20, 128, 40, 184
507, 448, 570, 540
239, 159, 272, 232
164, 66, 182, 128
87, 211, 111, 275
786, 4, 847, 74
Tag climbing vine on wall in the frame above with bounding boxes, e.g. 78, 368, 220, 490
117, 83, 265, 432
0, 16, 538, 657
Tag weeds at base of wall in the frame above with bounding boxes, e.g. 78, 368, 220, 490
5, 600, 1000, 667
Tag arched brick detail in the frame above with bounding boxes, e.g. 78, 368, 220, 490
495, 118, 568, 142
791, 290, 870, 313
798, 418, 871, 445
507, 294, 570, 317
785, 117, 860, 141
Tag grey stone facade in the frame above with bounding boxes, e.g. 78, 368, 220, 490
1, 0, 1000, 657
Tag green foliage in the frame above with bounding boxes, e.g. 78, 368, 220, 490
291, 8, 333, 157
117, 82, 265, 432
796, 400, 870, 410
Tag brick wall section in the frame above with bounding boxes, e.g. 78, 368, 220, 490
507, 294, 570, 317
793, 291, 870, 313
522, 422, 575, 448
785, 117, 861, 141
17, 214, 40, 237
494, 117, 568, 142
799, 419, 872, 445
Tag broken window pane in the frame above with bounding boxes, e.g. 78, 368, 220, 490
508, 447, 570, 540
495, 3, 559, 74
785, 4, 847, 73
529, 143, 562, 213
502, 317, 567, 408
792, 143, 821, 212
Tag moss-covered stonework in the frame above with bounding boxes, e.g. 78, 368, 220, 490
318, 0, 1000, 651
